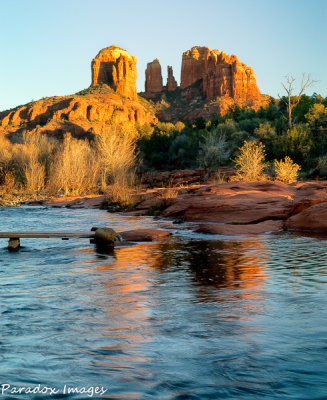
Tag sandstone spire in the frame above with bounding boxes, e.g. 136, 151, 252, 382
167, 66, 177, 91
145, 58, 163, 93
91, 45, 137, 100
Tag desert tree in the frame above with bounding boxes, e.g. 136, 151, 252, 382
280, 73, 316, 129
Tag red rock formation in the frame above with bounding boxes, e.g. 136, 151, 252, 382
167, 66, 177, 91
91, 45, 137, 100
180, 46, 262, 105
145, 58, 163, 93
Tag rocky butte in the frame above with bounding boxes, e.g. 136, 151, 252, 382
0, 45, 157, 136
91, 45, 137, 100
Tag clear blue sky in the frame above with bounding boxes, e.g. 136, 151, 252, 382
0, 0, 326, 111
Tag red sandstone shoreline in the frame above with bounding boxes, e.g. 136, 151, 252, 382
26, 180, 327, 236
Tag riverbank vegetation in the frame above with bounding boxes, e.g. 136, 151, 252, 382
137, 93, 327, 175
0, 92, 326, 205
0, 129, 137, 205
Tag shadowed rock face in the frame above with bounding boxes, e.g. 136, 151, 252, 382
145, 58, 163, 93
180, 46, 262, 105
167, 66, 177, 91
91, 45, 137, 100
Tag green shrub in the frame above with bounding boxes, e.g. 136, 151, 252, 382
275, 124, 313, 165
197, 131, 231, 169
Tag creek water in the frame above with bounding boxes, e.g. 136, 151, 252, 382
1, 207, 327, 399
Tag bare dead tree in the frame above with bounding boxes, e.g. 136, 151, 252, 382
280, 73, 316, 129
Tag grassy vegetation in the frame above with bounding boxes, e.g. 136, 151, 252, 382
0, 128, 137, 206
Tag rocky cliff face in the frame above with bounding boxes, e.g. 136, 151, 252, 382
91, 45, 137, 100
167, 66, 177, 91
145, 58, 163, 93
180, 46, 210, 89
180, 46, 262, 105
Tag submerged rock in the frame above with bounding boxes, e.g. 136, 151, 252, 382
195, 220, 284, 235
119, 229, 171, 242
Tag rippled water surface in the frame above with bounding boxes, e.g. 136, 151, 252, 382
1, 207, 327, 399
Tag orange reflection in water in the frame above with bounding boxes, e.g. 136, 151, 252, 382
148, 237, 269, 301
81, 236, 270, 305
75, 236, 271, 396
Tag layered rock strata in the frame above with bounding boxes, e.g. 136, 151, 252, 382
91, 45, 137, 100
145, 58, 163, 93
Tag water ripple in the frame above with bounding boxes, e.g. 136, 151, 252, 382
1, 208, 327, 398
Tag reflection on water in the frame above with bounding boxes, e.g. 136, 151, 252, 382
1, 207, 327, 399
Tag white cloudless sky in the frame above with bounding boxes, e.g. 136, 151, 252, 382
0, 0, 326, 111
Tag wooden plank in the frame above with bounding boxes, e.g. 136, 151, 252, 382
0, 232, 95, 239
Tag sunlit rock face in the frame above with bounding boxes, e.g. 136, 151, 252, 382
180, 46, 262, 105
91, 45, 137, 100
145, 58, 163, 93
